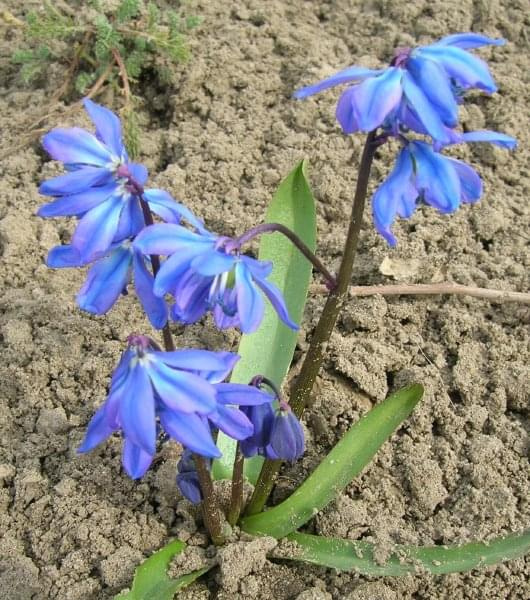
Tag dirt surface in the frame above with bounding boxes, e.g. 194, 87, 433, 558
1, 0, 529, 599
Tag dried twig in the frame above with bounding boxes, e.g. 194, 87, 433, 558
311, 282, 530, 305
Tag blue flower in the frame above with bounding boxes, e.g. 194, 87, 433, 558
241, 400, 305, 462
38, 99, 204, 261
134, 224, 298, 334
176, 449, 206, 504
294, 33, 504, 142
78, 336, 274, 479
46, 241, 168, 329
373, 141, 485, 246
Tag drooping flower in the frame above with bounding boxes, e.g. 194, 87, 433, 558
78, 336, 274, 479
46, 241, 168, 329
372, 141, 484, 246
241, 400, 305, 462
134, 224, 298, 334
38, 99, 204, 261
176, 449, 205, 504
294, 33, 505, 142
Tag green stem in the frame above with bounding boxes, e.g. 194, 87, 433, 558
244, 131, 378, 516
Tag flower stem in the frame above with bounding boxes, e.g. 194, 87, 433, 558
138, 196, 176, 351
227, 443, 245, 526
245, 131, 378, 516
194, 454, 225, 545
229, 222, 337, 290
139, 196, 225, 543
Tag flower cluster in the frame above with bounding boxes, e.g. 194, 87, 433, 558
38, 100, 300, 487
295, 32, 516, 245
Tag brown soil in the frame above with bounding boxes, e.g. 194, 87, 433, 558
0, 1, 528, 599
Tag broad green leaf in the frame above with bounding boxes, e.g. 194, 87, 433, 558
284, 530, 530, 575
213, 160, 316, 482
240, 384, 423, 538
115, 539, 211, 600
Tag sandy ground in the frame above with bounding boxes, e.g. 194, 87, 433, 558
0, 1, 528, 598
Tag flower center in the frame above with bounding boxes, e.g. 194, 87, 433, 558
391, 46, 412, 68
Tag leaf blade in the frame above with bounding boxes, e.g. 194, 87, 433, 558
115, 539, 211, 600
213, 160, 316, 482
240, 384, 423, 537
284, 530, 530, 575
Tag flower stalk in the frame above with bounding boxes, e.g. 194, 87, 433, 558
245, 131, 378, 515
228, 222, 337, 290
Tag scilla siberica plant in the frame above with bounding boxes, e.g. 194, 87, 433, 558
37, 33, 528, 595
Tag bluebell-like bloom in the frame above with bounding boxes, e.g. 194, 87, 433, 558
46, 241, 168, 329
176, 449, 206, 504
134, 224, 298, 334
79, 336, 273, 479
372, 141, 484, 246
38, 99, 204, 261
241, 399, 305, 462
294, 33, 505, 142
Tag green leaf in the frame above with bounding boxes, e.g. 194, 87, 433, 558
284, 530, 530, 575
240, 384, 423, 538
212, 160, 317, 483
115, 539, 211, 600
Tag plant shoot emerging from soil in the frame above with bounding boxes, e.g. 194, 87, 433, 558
33, 29, 528, 595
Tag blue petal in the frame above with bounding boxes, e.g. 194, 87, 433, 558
133, 253, 168, 329
253, 276, 299, 330
193, 352, 240, 384
148, 361, 217, 414
349, 67, 403, 131
335, 87, 361, 134
240, 256, 273, 279
72, 194, 124, 261
83, 98, 125, 159
293, 66, 383, 99
419, 46, 497, 92
39, 167, 113, 196
459, 130, 517, 149
37, 183, 117, 217
111, 349, 135, 390
372, 147, 417, 246
234, 262, 265, 333
151, 247, 205, 296
410, 142, 461, 212
119, 364, 156, 455
77, 245, 132, 314
78, 404, 117, 453
269, 412, 305, 462
159, 408, 221, 458
42, 127, 113, 166
434, 33, 505, 50
128, 163, 148, 186
172, 270, 212, 324
446, 157, 483, 203
176, 471, 202, 504
191, 249, 235, 276
114, 197, 145, 241
406, 55, 458, 126
134, 223, 215, 256
215, 383, 274, 406
209, 405, 253, 440
155, 349, 239, 373
143, 189, 206, 229
46, 244, 84, 268
122, 438, 154, 479
240, 403, 275, 456
402, 72, 451, 143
